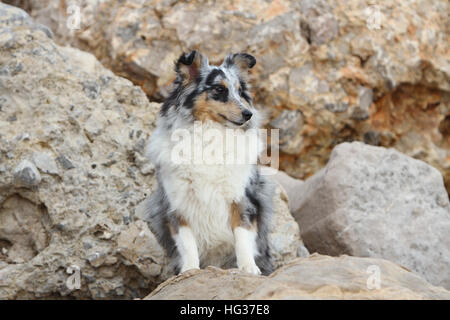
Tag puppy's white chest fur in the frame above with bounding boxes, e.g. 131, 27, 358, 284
148, 121, 260, 264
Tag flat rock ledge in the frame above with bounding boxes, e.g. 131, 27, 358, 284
145, 254, 450, 300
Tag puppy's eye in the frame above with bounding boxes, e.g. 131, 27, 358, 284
238, 87, 243, 96
214, 85, 226, 94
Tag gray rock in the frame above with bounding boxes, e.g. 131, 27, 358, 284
358, 86, 374, 110
13, 159, 41, 187
270, 109, 304, 155
297, 244, 310, 258
307, 13, 339, 45
146, 254, 450, 300
82, 80, 101, 99
32, 152, 59, 175
299, 0, 338, 45
325, 102, 348, 113
0, 3, 161, 300
270, 184, 305, 268
0, 195, 49, 263
351, 86, 373, 120
293, 142, 450, 289
261, 168, 310, 259
266, 167, 305, 214
86, 252, 106, 268
363, 131, 381, 146
351, 106, 370, 121
56, 155, 75, 170
0, 2, 52, 39
0, 2, 32, 27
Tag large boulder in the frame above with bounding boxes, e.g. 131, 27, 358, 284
146, 254, 450, 300
0, 4, 302, 299
269, 184, 309, 262
293, 142, 450, 289
0, 3, 163, 299
262, 166, 306, 214
9, 0, 450, 194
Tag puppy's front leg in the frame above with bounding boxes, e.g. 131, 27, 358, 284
231, 203, 261, 275
174, 224, 200, 273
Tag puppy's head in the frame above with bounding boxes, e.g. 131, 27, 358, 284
165, 51, 259, 129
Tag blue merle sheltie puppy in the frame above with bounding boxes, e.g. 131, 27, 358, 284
143, 50, 274, 275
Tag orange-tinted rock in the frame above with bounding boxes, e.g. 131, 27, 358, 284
13, 0, 450, 193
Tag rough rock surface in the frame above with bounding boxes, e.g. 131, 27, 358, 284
146, 254, 450, 300
269, 184, 309, 262
0, 4, 302, 299
263, 166, 305, 215
10, 0, 450, 193
293, 142, 450, 289
0, 3, 162, 299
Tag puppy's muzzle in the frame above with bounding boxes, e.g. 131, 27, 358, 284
242, 109, 253, 122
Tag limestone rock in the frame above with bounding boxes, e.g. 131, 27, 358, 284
32, 152, 59, 175
0, 195, 50, 264
0, 3, 163, 299
270, 109, 304, 155
146, 254, 450, 300
116, 221, 167, 280
264, 167, 306, 214
269, 184, 308, 266
293, 142, 450, 289
13, 160, 41, 187
11, 0, 450, 193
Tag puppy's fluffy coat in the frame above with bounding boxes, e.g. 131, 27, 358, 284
143, 51, 274, 275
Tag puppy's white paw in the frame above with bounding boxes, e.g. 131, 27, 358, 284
180, 263, 200, 273
238, 262, 261, 275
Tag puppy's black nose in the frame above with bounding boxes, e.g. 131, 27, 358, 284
242, 110, 253, 121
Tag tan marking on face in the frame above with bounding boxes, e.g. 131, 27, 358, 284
193, 92, 243, 125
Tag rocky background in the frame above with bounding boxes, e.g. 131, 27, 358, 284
0, 1, 449, 299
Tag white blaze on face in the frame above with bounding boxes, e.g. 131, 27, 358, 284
223, 68, 242, 102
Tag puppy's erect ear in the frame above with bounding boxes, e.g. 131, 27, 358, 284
224, 53, 256, 73
175, 50, 208, 84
